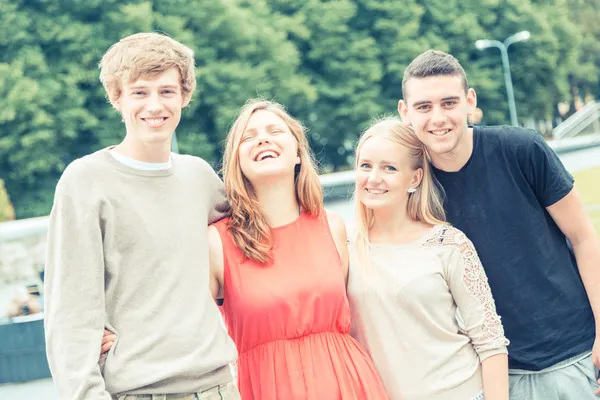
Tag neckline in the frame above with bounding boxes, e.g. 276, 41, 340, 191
369, 224, 445, 248
109, 148, 172, 170
270, 209, 306, 231
432, 126, 480, 175
102, 147, 175, 177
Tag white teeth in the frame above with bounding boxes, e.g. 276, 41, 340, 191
431, 129, 450, 136
256, 150, 278, 161
144, 118, 165, 127
367, 189, 387, 194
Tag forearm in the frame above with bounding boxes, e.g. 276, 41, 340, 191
44, 187, 111, 399
45, 317, 112, 399
481, 353, 509, 400
45, 266, 111, 399
45, 249, 111, 400
572, 237, 600, 331
445, 235, 509, 399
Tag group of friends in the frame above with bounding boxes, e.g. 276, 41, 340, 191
43, 32, 600, 400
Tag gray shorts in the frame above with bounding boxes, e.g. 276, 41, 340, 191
509, 352, 599, 400
117, 381, 241, 400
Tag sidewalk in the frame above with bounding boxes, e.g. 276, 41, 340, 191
0, 378, 58, 400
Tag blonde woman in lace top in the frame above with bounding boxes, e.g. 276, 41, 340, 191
347, 117, 509, 400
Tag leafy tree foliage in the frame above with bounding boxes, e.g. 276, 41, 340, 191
0, 0, 595, 218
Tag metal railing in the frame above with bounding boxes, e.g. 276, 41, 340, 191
552, 101, 600, 140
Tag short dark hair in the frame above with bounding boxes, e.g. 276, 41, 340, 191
402, 50, 469, 99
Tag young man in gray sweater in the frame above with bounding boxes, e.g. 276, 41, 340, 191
44, 33, 239, 400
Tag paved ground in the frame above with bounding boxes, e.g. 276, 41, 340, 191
0, 378, 57, 400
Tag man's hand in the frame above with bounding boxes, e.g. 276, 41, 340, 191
100, 329, 116, 360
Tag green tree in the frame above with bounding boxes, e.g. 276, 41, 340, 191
468, 0, 581, 124
565, 0, 600, 107
0, 0, 114, 218
0, 0, 313, 217
268, 0, 385, 170
156, 0, 316, 164
0, 0, 597, 219
351, 0, 426, 105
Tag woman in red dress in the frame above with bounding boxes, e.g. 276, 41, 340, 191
208, 99, 388, 400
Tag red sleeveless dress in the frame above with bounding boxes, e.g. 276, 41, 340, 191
213, 210, 388, 400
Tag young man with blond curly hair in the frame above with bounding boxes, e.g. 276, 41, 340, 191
44, 33, 240, 400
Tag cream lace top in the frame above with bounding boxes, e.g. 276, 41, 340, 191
348, 224, 509, 400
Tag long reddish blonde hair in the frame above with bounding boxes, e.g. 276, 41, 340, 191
222, 99, 323, 263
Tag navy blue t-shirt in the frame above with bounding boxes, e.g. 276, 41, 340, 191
432, 125, 595, 371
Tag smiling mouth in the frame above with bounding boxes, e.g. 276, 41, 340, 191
366, 188, 387, 194
142, 117, 167, 127
254, 150, 280, 162
429, 128, 451, 136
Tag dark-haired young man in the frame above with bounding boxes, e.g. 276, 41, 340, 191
399, 49, 600, 399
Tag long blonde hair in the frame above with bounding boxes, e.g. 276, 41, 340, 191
353, 117, 446, 270
222, 99, 323, 263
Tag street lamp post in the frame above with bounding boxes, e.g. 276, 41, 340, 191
475, 31, 530, 126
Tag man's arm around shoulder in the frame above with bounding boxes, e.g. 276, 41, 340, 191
198, 158, 231, 224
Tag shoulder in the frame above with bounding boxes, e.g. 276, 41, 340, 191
208, 219, 233, 252
56, 150, 111, 194
325, 209, 347, 239
210, 217, 231, 234
207, 224, 223, 248
175, 155, 225, 197
324, 209, 349, 277
476, 126, 551, 172
425, 224, 472, 249
425, 226, 481, 273
62, 150, 110, 178
477, 125, 541, 150
174, 154, 217, 173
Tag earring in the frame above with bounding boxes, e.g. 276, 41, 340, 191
407, 188, 416, 193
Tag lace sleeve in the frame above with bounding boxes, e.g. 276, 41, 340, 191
425, 226, 509, 359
